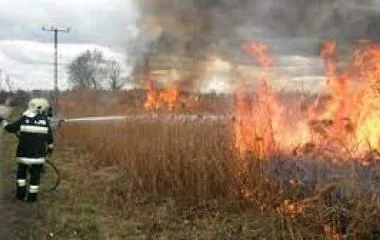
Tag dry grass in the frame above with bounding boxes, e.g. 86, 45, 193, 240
59, 90, 234, 117
33, 91, 380, 239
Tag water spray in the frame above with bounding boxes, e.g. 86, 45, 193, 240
51, 114, 232, 127
61, 116, 127, 122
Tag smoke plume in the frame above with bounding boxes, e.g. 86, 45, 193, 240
131, 0, 380, 91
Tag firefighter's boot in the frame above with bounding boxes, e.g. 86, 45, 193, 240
27, 185, 39, 203
27, 193, 37, 203
16, 179, 27, 200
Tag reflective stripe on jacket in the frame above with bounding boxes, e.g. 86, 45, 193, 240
4, 112, 54, 160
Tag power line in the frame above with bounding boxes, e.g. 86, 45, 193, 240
42, 25, 70, 111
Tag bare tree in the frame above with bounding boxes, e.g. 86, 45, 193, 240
67, 49, 107, 89
90, 50, 107, 89
107, 59, 123, 91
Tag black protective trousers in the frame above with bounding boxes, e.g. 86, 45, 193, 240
16, 163, 43, 202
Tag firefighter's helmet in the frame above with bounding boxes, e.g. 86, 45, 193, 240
28, 98, 50, 115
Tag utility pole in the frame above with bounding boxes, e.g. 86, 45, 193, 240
42, 25, 70, 111
5, 74, 12, 92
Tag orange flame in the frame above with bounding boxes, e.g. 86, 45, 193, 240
321, 40, 337, 78
242, 41, 274, 68
235, 40, 380, 160
278, 200, 305, 217
235, 41, 311, 159
144, 84, 181, 111
144, 80, 159, 111
350, 43, 380, 153
234, 41, 277, 159
158, 87, 180, 111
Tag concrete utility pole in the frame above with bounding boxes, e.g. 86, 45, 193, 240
42, 25, 70, 110
5, 74, 12, 92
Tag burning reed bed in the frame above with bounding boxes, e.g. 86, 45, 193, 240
48, 41, 380, 238
55, 115, 380, 239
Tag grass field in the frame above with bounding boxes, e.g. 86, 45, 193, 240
2, 90, 380, 239
10, 90, 373, 239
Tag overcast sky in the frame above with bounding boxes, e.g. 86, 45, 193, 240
0, 0, 138, 90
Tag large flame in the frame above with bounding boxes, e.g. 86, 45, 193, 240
144, 80, 159, 111
143, 58, 181, 111
158, 87, 180, 110
144, 82, 180, 111
235, 40, 380, 160
144, 39, 380, 159
235, 42, 274, 159
235, 41, 312, 159
351, 44, 380, 152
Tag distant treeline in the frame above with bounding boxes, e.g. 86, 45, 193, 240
0, 90, 54, 108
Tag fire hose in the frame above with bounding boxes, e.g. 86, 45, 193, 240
44, 159, 61, 193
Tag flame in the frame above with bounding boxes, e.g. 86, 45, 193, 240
234, 42, 275, 159
321, 40, 337, 78
144, 80, 159, 111
235, 41, 312, 159
144, 84, 181, 111
242, 41, 274, 68
144, 40, 380, 160
143, 57, 183, 111
234, 40, 380, 160
350, 44, 380, 152
158, 87, 180, 110
318, 41, 351, 143
278, 200, 305, 217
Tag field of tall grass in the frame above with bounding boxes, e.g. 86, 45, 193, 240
46, 90, 380, 239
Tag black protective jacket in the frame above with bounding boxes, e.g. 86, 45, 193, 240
4, 112, 54, 162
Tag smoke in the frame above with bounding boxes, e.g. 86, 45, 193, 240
130, 0, 380, 91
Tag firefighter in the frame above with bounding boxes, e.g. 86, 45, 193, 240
0, 98, 54, 202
